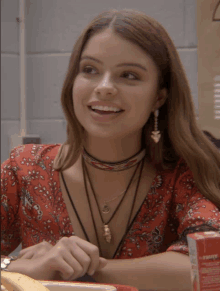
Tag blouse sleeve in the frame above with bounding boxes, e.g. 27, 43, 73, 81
1, 147, 22, 256
166, 161, 220, 255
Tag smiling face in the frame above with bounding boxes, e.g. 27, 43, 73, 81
72, 29, 167, 143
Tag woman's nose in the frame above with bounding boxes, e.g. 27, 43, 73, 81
94, 74, 117, 96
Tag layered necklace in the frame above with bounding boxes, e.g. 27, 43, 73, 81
60, 147, 146, 254
82, 147, 146, 214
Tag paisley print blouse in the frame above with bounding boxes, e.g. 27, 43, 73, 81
1, 144, 220, 259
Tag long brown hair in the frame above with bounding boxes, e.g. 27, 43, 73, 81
53, 9, 220, 209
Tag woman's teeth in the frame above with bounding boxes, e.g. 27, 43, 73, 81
89, 107, 122, 114
91, 106, 122, 112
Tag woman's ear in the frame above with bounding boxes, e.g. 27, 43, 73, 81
158, 87, 168, 104
152, 87, 168, 112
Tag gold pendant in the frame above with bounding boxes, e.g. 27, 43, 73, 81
103, 224, 111, 243
151, 131, 161, 143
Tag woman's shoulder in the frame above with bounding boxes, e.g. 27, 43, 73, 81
10, 143, 61, 160
175, 156, 190, 172
2, 143, 62, 170
165, 156, 197, 190
1, 144, 63, 187
159, 156, 190, 175
156, 156, 191, 187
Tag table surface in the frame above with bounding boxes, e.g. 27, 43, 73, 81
74, 274, 157, 291
58, 280, 159, 291
1, 273, 157, 291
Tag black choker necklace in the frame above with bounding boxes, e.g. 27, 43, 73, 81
82, 148, 146, 172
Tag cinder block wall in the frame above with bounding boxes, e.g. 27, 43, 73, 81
1, 0, 197, 256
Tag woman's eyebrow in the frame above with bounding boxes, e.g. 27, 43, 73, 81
80, 56, 148, 72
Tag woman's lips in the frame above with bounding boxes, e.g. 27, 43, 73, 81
88, 106, 124, 122
88, 106, 123, 114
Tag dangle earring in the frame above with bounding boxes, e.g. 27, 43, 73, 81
151, 109, 161, 143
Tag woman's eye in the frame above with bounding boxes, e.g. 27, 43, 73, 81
82, 66, 97, 74
122, 72, 139, 80
81, 66, 139, 81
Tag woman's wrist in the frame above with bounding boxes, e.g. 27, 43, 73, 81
1, 256, 43, 280
1, 256, 18, 272
1, 257, 33, 278
5, 260, 17, 272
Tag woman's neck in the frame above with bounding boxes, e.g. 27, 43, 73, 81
83, 135, 143, 163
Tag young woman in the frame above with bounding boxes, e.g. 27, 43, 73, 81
1, 8, 220, 291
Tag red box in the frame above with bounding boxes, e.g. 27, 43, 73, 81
187, 231, 220, 291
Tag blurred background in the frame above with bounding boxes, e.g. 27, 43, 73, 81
1, 0, 220, 256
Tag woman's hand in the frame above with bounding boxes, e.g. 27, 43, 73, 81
20, 236, 108, 281
17, 240, 53, 260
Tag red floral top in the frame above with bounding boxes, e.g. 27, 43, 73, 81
1, 144, 220, 259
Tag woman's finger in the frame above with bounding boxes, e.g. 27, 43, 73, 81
54, 239, 91, 279
45, 249, 78, 281
69, 237, 100, 275
62, 249, 87, 280
67, 245, 91, 278
97, 257, 108, 270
